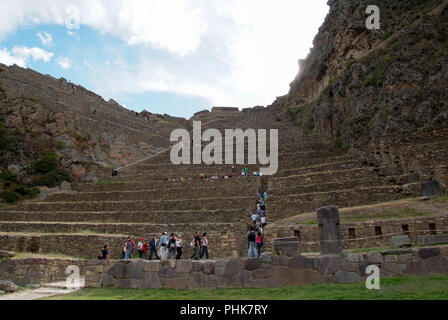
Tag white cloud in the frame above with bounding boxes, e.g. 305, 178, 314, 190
37, 31, 53, 46
0, 46, 54, 67
0, 1, 330, 115
67, 30, 80, 40
57, 56, 71, 69
0, 47, 27, 67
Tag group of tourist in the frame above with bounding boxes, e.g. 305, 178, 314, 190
247, 191, 268, 258
98, 232, 211, 261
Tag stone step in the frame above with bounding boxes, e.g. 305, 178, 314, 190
0, 209, 250, 224
275, 160, 365, 177
0, 221, 245, 240
267, 183, 422, 221
6, 197, 255, 212
269, 167, 381, 189
269, 176, 405, 196
75, 177, 261, 193
46, 184, 259, 202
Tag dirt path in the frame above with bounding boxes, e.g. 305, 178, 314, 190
0, 278, 85, 300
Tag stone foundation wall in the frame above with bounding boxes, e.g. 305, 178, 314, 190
0, 209, 250, 224
0, 258, 86, 287
266, 216, 448, 252
83, 246, 448, 289
0, 227, 245, 260
267, 183, 421, 220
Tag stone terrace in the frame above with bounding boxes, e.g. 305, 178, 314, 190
0, 105, 446, 261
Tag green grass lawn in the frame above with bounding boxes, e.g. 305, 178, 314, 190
45, 275, 448, 300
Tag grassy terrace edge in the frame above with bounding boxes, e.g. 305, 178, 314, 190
44, 275, 448, 300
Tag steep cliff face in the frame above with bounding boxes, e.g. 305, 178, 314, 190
282, 0, 448, 148
0, 64, 189, 182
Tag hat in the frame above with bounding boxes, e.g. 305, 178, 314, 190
139, 238, 143, 241
163, 232, 167, 235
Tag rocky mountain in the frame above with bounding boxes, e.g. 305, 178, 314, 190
0, 63, 190, 184
276, 0, 448, 148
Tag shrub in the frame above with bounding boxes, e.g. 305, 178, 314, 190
33, 169, 72, 188
0, 170, 19, 188
0, 122, 19, 152
12, 186, 39, 197
0, 190, 21, 203
55, 141, 66, 149
33, 151, 60, 174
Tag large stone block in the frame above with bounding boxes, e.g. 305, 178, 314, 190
138, 272, 160, 289
318, 255, 343, 275
175, 260, 192, 273
273, 237, 301, 257
335, 270, 360, 283
203, 261, 216, 275
382, 263, 400, 274
418, 247, 440, 259
390, 235, 412, 248
102, 275, 115, 287
251, 268, 269, 280
425, 256, 448, 274
143, 261, 160, 272
291, 269, 322, 286
225, 258, 244, 274
346, 253, 362, 263
367, 251, 383, 264
406, 259, 428, 275
192, 261, 204, 272
317, 205, 343, 255
384, 255, 398, 263
189, 272, 207, 289
214, 260, 226, 276
260, 254, 272, 264
245, 258, 261, 271
341, 262, 359, 272
114, 279, 132, 288
272, 255, 289, 266
159, 277, 188, 290
417, 235, 448, 246
205, 275, 218, 288
128, 263, 144, 280
159, 266, 180, 278
288, 255, 313, 269
108, 263, 128, 279
267, 266, 292, 288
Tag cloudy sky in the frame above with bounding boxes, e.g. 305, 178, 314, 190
0, 1, 329, 118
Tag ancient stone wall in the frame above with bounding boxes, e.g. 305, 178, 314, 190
0, 225, 244, 260
82, 246, 448, 289
0, 258, 86, 287
265, 216, 448, 252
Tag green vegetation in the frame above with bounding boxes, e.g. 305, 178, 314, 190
432, 195, 448, 204
73, 133, 91, 142
0, 121, 20, 153
287, 104, 315, 133
0, 170, 39, 203
46, 276, 448, 300
96, 180, 120, 185
54, 141, 66, 150
342, 207, 430, 223
32, 151, 71, 188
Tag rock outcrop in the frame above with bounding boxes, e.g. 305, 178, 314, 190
0, 64, 189, 182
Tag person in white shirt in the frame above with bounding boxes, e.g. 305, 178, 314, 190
200, 233, 209, 259
137, 238, 144, 258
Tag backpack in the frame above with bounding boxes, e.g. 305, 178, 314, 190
169, 237, 176, 248
248, 231, 256, 242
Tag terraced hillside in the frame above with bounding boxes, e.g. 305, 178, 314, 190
0, 0, 447, 260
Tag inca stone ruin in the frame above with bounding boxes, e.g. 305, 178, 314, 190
0, 0, 448, 291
